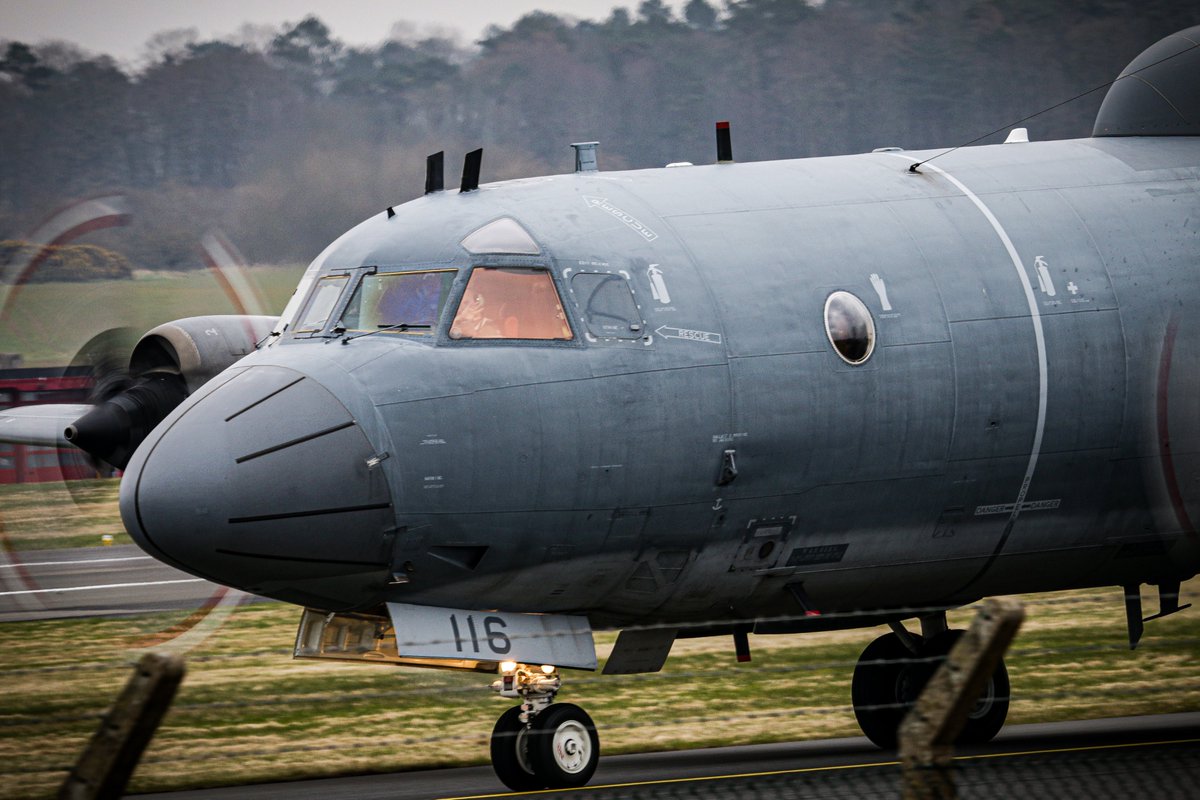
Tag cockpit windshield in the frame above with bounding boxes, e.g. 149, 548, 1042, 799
340, 270, 455, 333
294, 275, 348, 333
449, 267, 573, 340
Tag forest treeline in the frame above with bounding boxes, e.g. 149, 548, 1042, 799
1, 0, 1196, 269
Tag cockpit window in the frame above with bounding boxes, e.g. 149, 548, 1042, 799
571, 272, 644, 339
295, 275, 348, 333
824, 291, 876, 364
340, 270, 455, 334
449, 268, 573, 340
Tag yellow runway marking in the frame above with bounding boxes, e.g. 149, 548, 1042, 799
955, 736, 1200, 762
439, 759, 899, 799
440, 737, 1200, 799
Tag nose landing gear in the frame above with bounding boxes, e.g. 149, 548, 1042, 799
490, 662, 600, 790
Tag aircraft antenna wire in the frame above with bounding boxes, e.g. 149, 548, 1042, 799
907, 38, 1200, 173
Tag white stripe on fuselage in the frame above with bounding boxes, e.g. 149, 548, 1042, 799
888, 154, 1048, 532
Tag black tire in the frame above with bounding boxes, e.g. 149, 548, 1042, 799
490, 706, 545, 791
527, 703, 600, 788
918, 630, 1010, 744
851, 632, 923, 749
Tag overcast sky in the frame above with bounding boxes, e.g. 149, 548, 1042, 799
0, 0, 680, 64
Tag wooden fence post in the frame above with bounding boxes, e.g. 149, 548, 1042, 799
59, 652, 186, 800
899, 597, 1025, 800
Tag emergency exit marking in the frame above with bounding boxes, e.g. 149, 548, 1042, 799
655, 325, 722, 345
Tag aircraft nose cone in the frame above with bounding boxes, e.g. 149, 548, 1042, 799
120, 365, 394, 609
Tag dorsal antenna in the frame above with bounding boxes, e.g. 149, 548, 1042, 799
460, 149, 482, 193
425, 151, 444, 194
716, 121, 733, 163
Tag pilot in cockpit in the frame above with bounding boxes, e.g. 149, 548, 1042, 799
450, 291, 502, 338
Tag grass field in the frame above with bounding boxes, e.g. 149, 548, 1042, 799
0, 480, 1197, 798
0, 480, 129, 550
0, 266, 303, 367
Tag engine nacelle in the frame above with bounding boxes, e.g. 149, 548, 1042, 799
66, 315, 277, 469
130, 315, 278, 393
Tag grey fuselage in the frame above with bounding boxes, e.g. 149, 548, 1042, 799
122, 134, 1200, 630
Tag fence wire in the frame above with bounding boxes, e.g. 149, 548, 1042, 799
0, 590, 1163, 678
5, 678, 1198, 779
3, 628, 1197, 736
542, 741, 1200, 799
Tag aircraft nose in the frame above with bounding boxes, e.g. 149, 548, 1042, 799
120, 365, 394, 609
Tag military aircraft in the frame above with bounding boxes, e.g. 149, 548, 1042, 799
3, 25, 1198, 791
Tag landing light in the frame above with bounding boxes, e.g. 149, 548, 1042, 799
500, 660, 518, 674
540, 664, 556, 674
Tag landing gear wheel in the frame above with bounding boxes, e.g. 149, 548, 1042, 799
851, 631, 923, 749
528, 703, 599, 788
490, 706, 545, 791
917, 630, 1010, 744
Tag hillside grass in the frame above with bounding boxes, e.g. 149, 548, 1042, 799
0, 528, 1195, 797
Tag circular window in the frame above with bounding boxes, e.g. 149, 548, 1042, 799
824, 291, 876, 364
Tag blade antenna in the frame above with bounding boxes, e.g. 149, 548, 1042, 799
425, 151, 445, 194
716, 121, 733, 163
460, 149, 482, 193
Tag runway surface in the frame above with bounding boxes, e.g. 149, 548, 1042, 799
132, 712, 1200, 800
0, 544, 241, 622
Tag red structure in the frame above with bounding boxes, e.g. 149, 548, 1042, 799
0, 367, 96, 483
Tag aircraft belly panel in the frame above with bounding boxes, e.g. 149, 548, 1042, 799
763, 475, 991, 607
965, 453, 1130, 595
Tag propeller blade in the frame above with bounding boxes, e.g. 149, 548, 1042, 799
0, 404, 94, 448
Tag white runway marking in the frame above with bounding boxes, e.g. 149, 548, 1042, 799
0, 578, 205, 596
0, 556, 153, 570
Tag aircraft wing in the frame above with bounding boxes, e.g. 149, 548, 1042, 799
0, 404, 92, 448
